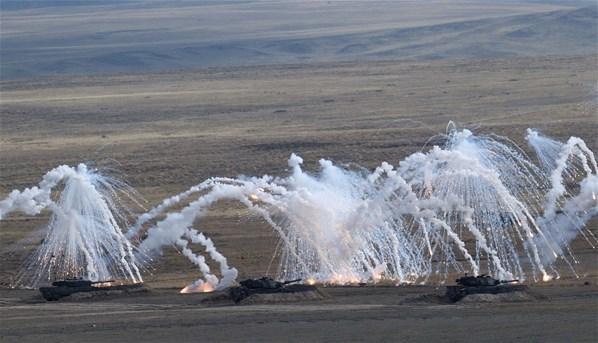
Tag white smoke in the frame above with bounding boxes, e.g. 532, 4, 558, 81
2, 164, 142, 287
135, 127, 596, 286
2, 125, 596, 290
0, 165, 77, 219
527, 130, 598, 267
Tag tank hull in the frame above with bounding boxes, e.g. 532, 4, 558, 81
446, 284, 527, 302
229, 283, 315, 303
40, 283, 144, 301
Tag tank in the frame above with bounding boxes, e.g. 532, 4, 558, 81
50, 279, 104, 288
229, 277, 307, 303
445, 274, 524, 302
239, 277, 301, 290
39, 278, 144, 301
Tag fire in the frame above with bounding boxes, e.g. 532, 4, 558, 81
372, 272, 382, 282
328, 273, 361, 285
180, 282, 215, 294
249, 188, 266, 202
542, 274, 553, 282
306, 278, 316, 285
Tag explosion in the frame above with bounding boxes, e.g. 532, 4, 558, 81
1, 125, 596, 290
0, 164, 142, 287
133, 126, 597, 286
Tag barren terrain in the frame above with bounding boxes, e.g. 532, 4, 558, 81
0, 284, 597, 343
1, 55, 597, 341
1, 0, 596, 78
1, 55, 597, 281
1, 1, 597, 341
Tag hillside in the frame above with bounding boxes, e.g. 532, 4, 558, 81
1, 1, 595, 79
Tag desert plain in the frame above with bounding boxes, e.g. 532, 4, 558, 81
0, 1, 597, 342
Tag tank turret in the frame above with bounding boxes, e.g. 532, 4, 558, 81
229, 277, 305, 303
455, 274, 518, 287
51, 278, 114, 288
39, 278, 143, 301
446, 274, 524, 302
239, 277, 301, 290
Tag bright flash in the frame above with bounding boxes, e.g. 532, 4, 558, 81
306, 278, 316, 285
180, 282, 215, 294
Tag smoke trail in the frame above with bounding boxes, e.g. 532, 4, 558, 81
398, 130, 559, 280
136, 183, 244, 291
2, 164, 142, 287
2, 125, 595, 290
137, 128, 596, 287
0, 165, 77, 219
527, 130, 598, 266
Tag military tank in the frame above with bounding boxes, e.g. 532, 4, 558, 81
445, 274, 524, 302
229, 277, 309, 303
39, 278, 144, 301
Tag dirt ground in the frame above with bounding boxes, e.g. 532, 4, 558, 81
1, 56, 597, 341
1, 284, 597, 343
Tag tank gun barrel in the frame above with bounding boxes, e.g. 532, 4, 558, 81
282, 278, 302, 285
90, 280, 115, 284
